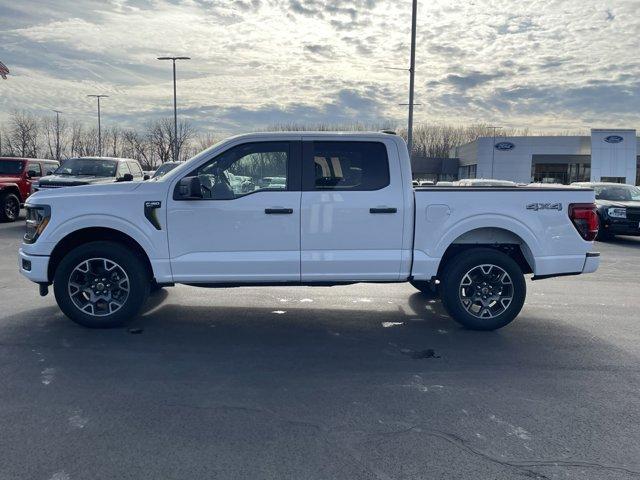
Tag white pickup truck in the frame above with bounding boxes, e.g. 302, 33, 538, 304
19, 132, 600, 330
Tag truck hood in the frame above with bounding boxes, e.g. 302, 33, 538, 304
596, 199, 640, 208
28, 181, 143, 203
37, 174, 115, 186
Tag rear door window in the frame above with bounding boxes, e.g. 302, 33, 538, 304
305, 141, 390, 191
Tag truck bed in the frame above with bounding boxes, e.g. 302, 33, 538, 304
411, 186, 598, 281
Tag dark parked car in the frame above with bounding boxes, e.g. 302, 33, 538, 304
0, 157, 59, 222
36, 157, 147, 192
572, 182, 640, 240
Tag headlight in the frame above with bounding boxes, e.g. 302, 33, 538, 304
24, 205, 51, 244
606, 207, 626, 219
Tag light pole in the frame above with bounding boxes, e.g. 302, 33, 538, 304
87, 95, 108, 156
488, 126, 502, 178
407, 0, 418, 157
52, 110, 62, 160
157, 56, 190, 162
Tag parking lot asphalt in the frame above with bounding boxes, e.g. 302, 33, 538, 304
1, 215, 640, 480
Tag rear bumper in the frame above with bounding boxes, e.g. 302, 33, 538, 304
532, 252, 599, 280
582, 251, 600, 273
18, 248, 49, 283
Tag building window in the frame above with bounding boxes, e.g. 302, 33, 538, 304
600, 177, 626, 184
458, 164, 477, 179
532, 163, 590, 184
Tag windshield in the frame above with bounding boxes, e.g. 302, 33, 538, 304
54, 158, 117, 177
0, 160, 25, 175
595, 185, 640, 201
152, 163, 179, 178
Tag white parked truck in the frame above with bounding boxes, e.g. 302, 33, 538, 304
19, 132, 600, 330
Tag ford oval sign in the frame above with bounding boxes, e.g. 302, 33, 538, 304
604, 135, 624, 144
494, 141, 515, 151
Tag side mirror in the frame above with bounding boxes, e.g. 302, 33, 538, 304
118, 173, 134, 182
46, 170, 55, 176
175, 176, 203, 200
143, 174, 150, 181
27, 170, 38, 178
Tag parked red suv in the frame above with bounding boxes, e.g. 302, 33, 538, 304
0, 157, 59, 222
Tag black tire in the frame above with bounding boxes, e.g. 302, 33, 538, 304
440, 248, 526, 331
149, 280, 164, 294
53, 241, 150, 328
409, 280, 439, 299
0, 192, 21, 222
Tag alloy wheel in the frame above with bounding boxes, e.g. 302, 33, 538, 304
459, 264, 513, 319
67, 258, 130, 316
4, 196, 19, 220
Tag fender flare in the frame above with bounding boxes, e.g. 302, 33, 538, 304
0, 183, 23, 201
432, 214, 541, 272
49, 214, 161, 259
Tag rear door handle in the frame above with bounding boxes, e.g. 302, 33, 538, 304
265, 208, 293, 214
370, 207, 397, 214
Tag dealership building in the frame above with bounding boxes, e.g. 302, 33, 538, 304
412, 129, 639, 185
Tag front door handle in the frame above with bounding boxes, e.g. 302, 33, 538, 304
370, 207, 397, 214
265, 208, 293, 214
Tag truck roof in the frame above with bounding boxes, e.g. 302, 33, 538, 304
223, 131, 402, 141
0, 157, 58, 163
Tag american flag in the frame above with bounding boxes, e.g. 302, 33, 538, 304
0, 61, 9, 79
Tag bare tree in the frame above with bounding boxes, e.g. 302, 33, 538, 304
8, 110, 39, 157
42, 114, 69, 160
146, 118, 195, 165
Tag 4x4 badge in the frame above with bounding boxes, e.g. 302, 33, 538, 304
526, 203, 562, 211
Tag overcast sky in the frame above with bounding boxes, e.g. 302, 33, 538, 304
0, 0, 638, 134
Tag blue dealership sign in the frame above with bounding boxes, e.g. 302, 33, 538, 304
604, 135, 624, 144
494, 141, 515, 151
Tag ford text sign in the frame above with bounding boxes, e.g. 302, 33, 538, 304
494, 141, 515, 151
604, 135, 624, 144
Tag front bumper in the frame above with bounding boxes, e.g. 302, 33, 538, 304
18, 248, 49, 283
601, 218, 640, 236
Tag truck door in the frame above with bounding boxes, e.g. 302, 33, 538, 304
300, 139, 405, 281
166, 140, 302, 283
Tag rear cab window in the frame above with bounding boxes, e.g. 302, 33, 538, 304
304, 141, 390, 191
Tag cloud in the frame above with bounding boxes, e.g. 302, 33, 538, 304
0, 0, 638, 134
440, 71, 505, 91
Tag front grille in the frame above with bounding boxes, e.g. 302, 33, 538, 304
38, 183, 69, 189
627, 207, 640, 222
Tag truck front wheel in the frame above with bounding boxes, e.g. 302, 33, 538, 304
0, 192, 20, 222
440, 248, 526, 331
53, 241, 150, 328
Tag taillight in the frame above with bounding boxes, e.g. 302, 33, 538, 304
569, 203, 599, 241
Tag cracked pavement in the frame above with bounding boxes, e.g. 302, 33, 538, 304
1, 216, 640, 479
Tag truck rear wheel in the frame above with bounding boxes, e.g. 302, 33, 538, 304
0, 192, 20, 222
53, 241, 150, 328
440, 248, 526, 331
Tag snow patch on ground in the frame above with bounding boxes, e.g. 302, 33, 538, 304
382, 322, 403, 328
41, 367, 56, 385
489, 414, 532, 440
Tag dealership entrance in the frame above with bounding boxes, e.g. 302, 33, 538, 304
531, 155, 591, 184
